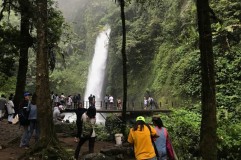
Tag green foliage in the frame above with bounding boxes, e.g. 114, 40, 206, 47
1, 0, 241, 158
0, 12, 19, 82
145, 107, 241, 159
217, 107, 241, 159
95, 124, 111, 141
146, 109, 201, 159
0, 0, 67, 95
105, 114, 123, 140
48, 54, 89, 94
208, 0, 241, 113
105, 0, 241, 113
0, 75, 16, 95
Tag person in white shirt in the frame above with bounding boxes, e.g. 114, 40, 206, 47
66, 95, 73, 109
53, 103, 65, 124
108, 95, 114, 109
60, 93, 66, 105
144, 97, 148, 110
6, 96, 15, 124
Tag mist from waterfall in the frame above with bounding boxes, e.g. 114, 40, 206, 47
84, 26, 111, 103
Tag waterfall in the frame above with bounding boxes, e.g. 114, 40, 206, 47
84, 26, 111, 104
63, 26, 111, 124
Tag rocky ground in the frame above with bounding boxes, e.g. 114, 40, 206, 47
0, 119, 117, 160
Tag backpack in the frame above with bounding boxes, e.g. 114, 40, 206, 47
146, 124, 160, 158
18, 103, 30, 126
82, 115, 93, 138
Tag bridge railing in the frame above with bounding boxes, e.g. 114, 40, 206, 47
62, 100, 176, 110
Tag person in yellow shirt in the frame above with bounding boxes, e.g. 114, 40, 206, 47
128, 116, 159, 160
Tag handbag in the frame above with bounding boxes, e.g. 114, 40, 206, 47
164, 128, 176, 160
12, 114, 19, 124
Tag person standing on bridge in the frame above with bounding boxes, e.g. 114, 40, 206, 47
144, 96, 148, 110
148, 96, 155, 110
88, 94, 93, 107
108, 95, 114, 109
76, 94, 81, 107
66, 95, 73, 109
104, 94, 109, 110
92, 95, 96, 106
117, 97, 122, 110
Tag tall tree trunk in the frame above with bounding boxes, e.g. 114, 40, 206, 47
119, 0, 127, 133
196, 0, 217, 159
14, 0, 32, 112
35, 0, 58, 149
19, 1, 68, 159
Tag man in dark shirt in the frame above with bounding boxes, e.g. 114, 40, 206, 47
88, 94, 93, 107
19, 92, 31, 148
75, 102, 87, 142
0, 94, 7, 121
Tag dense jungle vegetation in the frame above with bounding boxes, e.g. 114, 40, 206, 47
0, 0, 240, 159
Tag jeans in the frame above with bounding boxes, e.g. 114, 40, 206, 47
25, 120, 39, 146
76, 123, 82, 138
74, 136, 95, 159
20, 125, 29, 147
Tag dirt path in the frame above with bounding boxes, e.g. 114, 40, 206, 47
0, 119, 115, 160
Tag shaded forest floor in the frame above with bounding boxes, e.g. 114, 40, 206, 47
0, 119, 115, 160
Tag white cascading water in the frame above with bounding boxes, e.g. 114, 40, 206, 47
84, 26, 111, 124
63, 26, 111, 124
84, 26, 111, 103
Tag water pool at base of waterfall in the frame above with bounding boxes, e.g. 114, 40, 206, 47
63, 112, 106, 125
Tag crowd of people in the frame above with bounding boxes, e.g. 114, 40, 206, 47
103, 94, 122, 110
0, 92, 40, 149
1, 92, 175, 160
50, 92, 157, 111
51, 92, 82, 109
144, 96, 156, 110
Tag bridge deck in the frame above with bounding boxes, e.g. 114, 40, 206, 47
96, 109, 171, 113
64, 108, 171, 113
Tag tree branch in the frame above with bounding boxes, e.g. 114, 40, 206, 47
209, 6, 223, 24
0, 0, 19, 22
0, 0, 7, 21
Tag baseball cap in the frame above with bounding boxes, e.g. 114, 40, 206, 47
136, 116, 145, 122
24, 92, 31, 97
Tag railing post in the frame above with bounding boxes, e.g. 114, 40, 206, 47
160, 101, 162, 108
